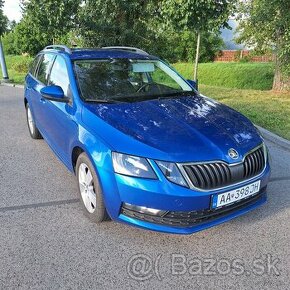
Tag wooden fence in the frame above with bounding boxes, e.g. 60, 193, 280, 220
215, 50, 274, 62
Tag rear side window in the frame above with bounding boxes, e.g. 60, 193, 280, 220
48, 56, 70, 97
36, 54, 55, 84
29, 55, 41, 77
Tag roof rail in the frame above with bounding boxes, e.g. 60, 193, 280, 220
101, 46, 149, 55
44, 45, 72, 54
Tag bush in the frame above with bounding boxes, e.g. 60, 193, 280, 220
174, 62, 274, 90
2, 32, 18, 55
11, 57, 32, 73
0, 55, 33, 84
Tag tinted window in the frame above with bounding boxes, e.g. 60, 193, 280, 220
74, 59, 192, 102
29, 55, 41, 77
151, 67, 182, 90
48, 56, 70, 97
36, 54, 55, 84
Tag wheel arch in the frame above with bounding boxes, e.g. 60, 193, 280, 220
71, 146, 85, 173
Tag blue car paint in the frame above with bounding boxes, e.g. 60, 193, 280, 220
25, 48, 270, 234
82, 95, 260, 163
120, 191, 267, 234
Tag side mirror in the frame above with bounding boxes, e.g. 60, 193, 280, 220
187, 79, 198, 90
40, 85, 69, 103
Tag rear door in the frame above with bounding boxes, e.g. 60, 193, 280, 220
28, 53, 56, 133
25, 54, 43, 126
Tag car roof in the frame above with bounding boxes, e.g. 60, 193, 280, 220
70, 49, 159, 60
41, 46, 159, 61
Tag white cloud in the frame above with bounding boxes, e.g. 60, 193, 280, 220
3, 0, 22, 22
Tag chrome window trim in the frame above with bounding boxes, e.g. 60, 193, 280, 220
101, 46, 149, 55
176, 143, 267, 192
44, 45, 72, 54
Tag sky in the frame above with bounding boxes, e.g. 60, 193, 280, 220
3, 0, 22, 22
221, 19, 244, 49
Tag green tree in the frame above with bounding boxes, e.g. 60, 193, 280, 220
20, 0, 82, 48
3, 0, 81, 55
78, 0, 224, 64
236, 0, 290, 91
14, 17, 48, 55
8, 20, 17, 31
1, 17, 17, 55
2, 30, 18, 55
3, 0, 225, 63
0, 0, 8, 36
161, 0, 236, 80
158, 29, 224, 63
78, 0, 160, 50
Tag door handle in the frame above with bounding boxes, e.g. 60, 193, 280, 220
40, 97, 47, 103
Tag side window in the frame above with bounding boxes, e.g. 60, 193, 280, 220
48, 56, 70, 97
36, 54, 55, 85
29, 55, 41, 77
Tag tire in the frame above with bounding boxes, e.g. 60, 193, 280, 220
76, 152, 109, 223
25, 103, 42, 139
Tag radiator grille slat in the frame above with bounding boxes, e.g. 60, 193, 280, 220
209, 163, 222, 185
204, 164, 216, 188
191, 166, 205, 188
182, 146, 265, 190
244, 158, 249, 177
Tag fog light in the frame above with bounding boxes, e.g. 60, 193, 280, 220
123, 203, 167, 216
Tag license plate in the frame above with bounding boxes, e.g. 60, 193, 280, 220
212, 180, 261, 209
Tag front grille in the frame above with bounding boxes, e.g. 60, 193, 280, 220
182, 146, 265, 190
121, 187, 266, 227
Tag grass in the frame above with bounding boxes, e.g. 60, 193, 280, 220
0, 56, 275, 90
1, 55, 275, 89
0, 55, 33, 84
174, 62, 275, 90
199, 84, 290, 140
0, 55, 289, 140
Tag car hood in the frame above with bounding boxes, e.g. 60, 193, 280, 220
82, 94, 263, 163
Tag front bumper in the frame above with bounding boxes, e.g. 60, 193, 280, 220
99, 162, 271, 234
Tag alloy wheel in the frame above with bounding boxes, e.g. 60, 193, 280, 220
78, 163, 97, 213
27, 107, 34, 135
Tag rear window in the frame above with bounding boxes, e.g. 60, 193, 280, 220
36, 54, 55, 84
29, 55, 41, 77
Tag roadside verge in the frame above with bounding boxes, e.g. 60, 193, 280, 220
256, 125, 290, 151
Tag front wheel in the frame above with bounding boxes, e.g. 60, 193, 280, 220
25, 103, 42, 139
76, 152, 109, 223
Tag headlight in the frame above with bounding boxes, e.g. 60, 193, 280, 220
156, 161, 188, 187
112, 152, 157, 179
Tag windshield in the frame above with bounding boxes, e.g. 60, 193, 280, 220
74, 59, 193, 102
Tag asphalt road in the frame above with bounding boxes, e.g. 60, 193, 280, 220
0, 85, 289, 290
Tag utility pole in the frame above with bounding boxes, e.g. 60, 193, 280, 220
0, 36, 9, 82
193, 32, 201, 89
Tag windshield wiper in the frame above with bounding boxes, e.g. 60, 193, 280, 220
84, 91, 196, 104
111, 91, 197, 103
85, 98, 126, 104
157, 91, 196, 101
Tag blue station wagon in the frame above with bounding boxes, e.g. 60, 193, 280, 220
24, 45, 271, 234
